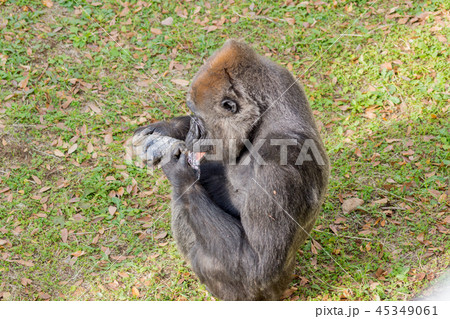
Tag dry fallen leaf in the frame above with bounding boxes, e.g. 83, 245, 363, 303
131, 287, 140, 297
402, 149, 414, 156
151, 28, 162, 35
438, 193, 447, 203
104, 133, 113, 144
374, 267, 385, 279
108, 206, 117, 215
380, 62, 392, 71
136, 79, 153, 87
171, 79, 189, 86
285, 17, 295, 25
15, 260, 34, 267
39, 186, 51, 193
107, 281, 119, 290
89, 103, 102, 114
436, 35, 447, 43
311, 241, 317, 254
42, 0, 53, 8
119, 6, 129, 17
21, 277, 32, 286
31, 175, 42, 185
385, 138, 402, 143
110, 255, 126, 261
370, 198, 388, 206
92, 234, 99, 245
68, 143, 78, 154
369, 281, 380, 290
61, 96, 74, 109
61, 228, 68, 243
334, 217, 346, 224
161, 17, 173, 26
0, 53, 8, 67
71, 250, 86, 257
38, 292, 51, 300
415, 273, 426, 281
154, 231, 168, 239
428, 189, 441, 199
342, 198, 364, 214
312, 239, 322, 251
54, 149, 64, 157
206, 25, 218, 32
19, 73, 30, 89
87, 142, 94, 153
101, 246, 111, 256
417, 233, 425, 244
329, 224, 339, 235
281, 287, 297, 299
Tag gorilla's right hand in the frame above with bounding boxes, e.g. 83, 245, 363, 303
132, 131, 184, 167
132, 116, 192, 167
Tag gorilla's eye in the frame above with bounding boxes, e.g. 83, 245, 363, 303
221, 99, 238, 113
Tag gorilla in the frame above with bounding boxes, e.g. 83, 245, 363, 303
132, 40, 329, 300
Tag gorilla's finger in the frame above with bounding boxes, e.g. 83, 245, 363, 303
133, 124, 156, 137
178, 152, 189, 167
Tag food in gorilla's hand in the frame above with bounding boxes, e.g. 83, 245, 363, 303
132, 131, 183, 166
132, 129, 204, 169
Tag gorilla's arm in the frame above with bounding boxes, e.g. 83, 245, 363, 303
134, 115, 191, 141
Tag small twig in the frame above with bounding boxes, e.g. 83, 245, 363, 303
314, 228, 373, 241
232, 10, 276, 23
367, 23, 395, 34
10, 123, 43, 127
381, 206, 406, 210
36, 64, 49, 82
31, 147, 59, 159
310, 272, 348, 290
339, 34, 366, 37
376, 188, 424, 207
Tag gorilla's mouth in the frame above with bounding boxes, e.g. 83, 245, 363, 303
185, 116, 209, 166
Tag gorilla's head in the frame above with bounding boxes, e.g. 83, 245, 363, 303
186, 40, 266, 160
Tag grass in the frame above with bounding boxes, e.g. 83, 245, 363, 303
0, 0, 448, 301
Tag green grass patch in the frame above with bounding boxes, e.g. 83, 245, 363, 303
0, 0, 448, 300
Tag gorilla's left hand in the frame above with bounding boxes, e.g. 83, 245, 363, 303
161, 143, 198, 190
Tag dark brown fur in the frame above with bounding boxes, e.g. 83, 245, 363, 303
133, 40, 329, 300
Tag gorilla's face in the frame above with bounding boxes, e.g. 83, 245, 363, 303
186, 42, 262, 161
